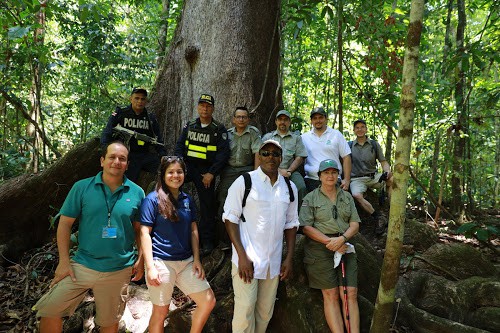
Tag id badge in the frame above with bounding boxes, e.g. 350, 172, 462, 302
137, 140, 145, 146
102, 226, 117, 238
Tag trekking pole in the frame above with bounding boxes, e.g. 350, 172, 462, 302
341, 258, 351, 333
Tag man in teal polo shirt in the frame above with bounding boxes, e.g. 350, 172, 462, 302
34, 141, 145, 333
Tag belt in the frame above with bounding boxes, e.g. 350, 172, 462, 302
352, 173, 375, 179
325, 233, 343, 237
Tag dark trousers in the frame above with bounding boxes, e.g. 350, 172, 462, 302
126, 152, 160, 182
186, 165, 216, 248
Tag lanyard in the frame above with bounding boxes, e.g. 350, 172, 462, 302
101, 185, 120, 227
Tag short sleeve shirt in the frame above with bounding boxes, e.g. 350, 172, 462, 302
60, 172, 145, 272
140, 191, 197, 261
351, 138, 386, 177
227, 125, 261, 167
299, 185, 360, 235
262, 130, 307, 169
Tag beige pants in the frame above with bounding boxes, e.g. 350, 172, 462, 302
231, 263, 280, 333
34, 262, 131, 327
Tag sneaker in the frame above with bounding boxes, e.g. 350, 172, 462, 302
375, 214, 388, 235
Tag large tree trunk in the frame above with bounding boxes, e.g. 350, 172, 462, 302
149, 0, 282, 150
370, 0, 425, 331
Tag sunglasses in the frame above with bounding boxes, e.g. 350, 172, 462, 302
331, 205, 338, 219
161, 155, 183, 162
260, 150, 281, 158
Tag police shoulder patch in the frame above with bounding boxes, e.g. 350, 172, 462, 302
222, 133, 228, 140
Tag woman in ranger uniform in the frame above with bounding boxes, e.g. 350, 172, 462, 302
299, 159, 361, 333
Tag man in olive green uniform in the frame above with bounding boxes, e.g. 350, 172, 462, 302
262, 109, 307, 205
217, 106, 261, 219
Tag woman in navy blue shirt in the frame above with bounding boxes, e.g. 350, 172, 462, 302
140, 156, 215, 333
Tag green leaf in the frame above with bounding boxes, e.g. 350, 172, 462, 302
8, 26, 31, 40
456, 222, 477, 233
475, 229, 489, 242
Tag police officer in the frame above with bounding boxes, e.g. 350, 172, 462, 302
101, 87, 166, 182
174, 94, 230, 253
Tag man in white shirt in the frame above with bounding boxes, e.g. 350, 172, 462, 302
301, 107, 351, 192
223, 139, 299, 333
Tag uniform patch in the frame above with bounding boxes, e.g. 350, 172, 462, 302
301, 202, 309, 207
222, 133, 227, 140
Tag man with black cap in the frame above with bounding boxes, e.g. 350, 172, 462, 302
301, 106, 351, 192
350, 119, 392, 235
101, 87, 166, 182
175, 94, 230, 253
223, 139, 298, 333
262, 109, 307, 205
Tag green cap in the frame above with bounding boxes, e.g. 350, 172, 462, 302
319, 159, 339, 172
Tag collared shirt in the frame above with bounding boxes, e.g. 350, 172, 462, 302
223, 167, 299, 279
299, 185, 360, 235
301, 127, 350, 180
60, 171, 145, 272
350, 138, 386, 177
174, 117, 230, 175
262, 130, 307, 169
227, 125, 261, 167
140, 191, 197, 261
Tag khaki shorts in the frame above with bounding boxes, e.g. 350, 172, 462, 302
304, 252, 358, 290
350, 173, 384, 195
147, 256, 211, 306
34, 262, 132, 327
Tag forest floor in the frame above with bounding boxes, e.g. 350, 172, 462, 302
1, 208, 498, 333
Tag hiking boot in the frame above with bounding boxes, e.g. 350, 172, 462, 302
375, 214, 388, 236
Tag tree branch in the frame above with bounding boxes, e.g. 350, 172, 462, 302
1, 89, 61, 158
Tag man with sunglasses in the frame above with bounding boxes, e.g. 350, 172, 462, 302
174, 94, 230, 254
216, 107, 261, 230
223, 139, 299, 333
262, 109, 307, 205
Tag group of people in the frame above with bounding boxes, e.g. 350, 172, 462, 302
33, 88, 393, 333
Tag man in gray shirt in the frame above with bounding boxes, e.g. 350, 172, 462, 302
350, 119, 393, 235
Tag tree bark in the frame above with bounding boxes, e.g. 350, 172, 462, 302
0, 139, 101, 263
370, 0, 425, 331
148, 0, 282, 148
451, 0, 467, 217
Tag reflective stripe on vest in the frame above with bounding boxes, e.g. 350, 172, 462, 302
187, 151, 207, 159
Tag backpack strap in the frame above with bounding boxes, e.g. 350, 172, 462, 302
283, 177, 295, 203
241, 172, 252, 222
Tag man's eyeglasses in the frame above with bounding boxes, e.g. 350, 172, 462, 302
259, 150, 281, 158
234, 115, 249, 120
331, 205, 338, 219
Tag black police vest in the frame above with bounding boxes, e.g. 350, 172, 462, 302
185, 121, 219, 163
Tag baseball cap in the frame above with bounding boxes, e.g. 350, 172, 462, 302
353, 119, 367, 127
259, 139, 282, 151
131, 87, 147, 96
276, 110, 291, 119
310, 107, 327, 118
318, 159, 340, 172
198, 94, 215, 105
